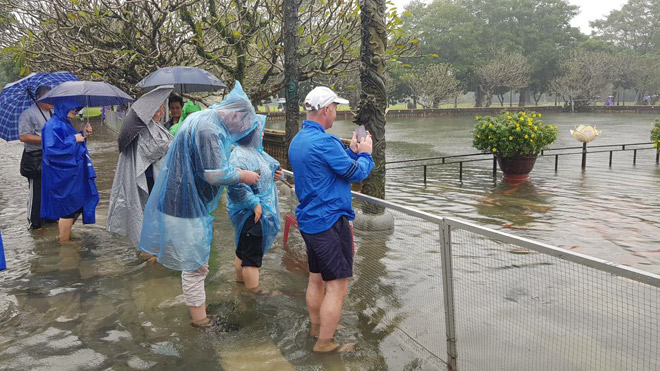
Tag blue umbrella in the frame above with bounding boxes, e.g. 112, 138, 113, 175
38, 80, 134, 107
0, 72, 79, 141
136, 66, 226, 93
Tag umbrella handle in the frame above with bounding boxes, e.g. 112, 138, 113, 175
26, 88, 49, 122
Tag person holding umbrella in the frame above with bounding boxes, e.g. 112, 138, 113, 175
138, 81, 259, 327
17, 85, 54, 229
38, 80, 133, 242
106, 85, 174, 249
40, 98, 99, 242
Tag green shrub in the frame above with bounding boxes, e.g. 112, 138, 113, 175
651, 119, 660, 153
473, 111, 558, 157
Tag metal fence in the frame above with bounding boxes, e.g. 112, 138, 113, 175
289, 185, 660, 370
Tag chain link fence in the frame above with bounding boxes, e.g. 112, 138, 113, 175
281, 171, 660, 370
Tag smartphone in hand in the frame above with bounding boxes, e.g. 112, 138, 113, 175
355, 125, 367, 143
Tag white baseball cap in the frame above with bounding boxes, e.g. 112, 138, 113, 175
304, 86, 349, 111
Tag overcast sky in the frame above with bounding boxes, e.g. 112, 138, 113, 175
391, 0, 628, 34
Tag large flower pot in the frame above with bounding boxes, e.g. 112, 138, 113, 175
497, 155, 537, 182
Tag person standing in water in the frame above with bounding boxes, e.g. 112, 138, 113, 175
227, 115, 283, 294
40, 98, 99, 242
107, 86, 173, 248
18, 85, 55, 229
288, 86, 374, 352
138, 82, 260, 328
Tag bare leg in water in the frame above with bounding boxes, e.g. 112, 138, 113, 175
307, 273, 352, 352
58, 217, 76, 242
234, 256, 260, 294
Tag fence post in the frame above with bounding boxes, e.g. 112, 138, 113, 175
581, 142, 587, 170
656, 150, 659, 164
492, 156, 497, 180
555, 155, 558, 172
633, 149, 637, 165
609, 151, 613, 167
459, 162, 463, 182
424, 165, 427, 184
440, 221, 458, 371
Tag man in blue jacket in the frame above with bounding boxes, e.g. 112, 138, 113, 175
289, 86, 374, 352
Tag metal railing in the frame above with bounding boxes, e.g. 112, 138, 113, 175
386, 142, 659, 183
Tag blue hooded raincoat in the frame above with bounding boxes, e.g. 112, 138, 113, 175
226, 115, 281, 254
138, 82, 259, 271
40, 98, 99, 223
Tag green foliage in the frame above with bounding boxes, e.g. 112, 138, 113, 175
651, 119, 660, 153
472, 111, 558, 157
591, 0, 660, 54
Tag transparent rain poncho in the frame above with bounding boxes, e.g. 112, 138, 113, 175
138, 81, 259, 271
226, 115, 281, 254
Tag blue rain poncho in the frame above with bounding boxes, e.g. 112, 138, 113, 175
40, 98, 99, 223
138, 82, 260, 271
227, 116, 281, 254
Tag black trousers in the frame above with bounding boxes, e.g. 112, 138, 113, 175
27, 173, 45, 229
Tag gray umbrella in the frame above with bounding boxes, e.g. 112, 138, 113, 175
132, 85, 173, 123
117, 85, 173, 152
136, 66, 226, 93
38, 80, 134, 106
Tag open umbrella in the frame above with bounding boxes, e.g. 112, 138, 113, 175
117, 85, 173, 152
136, 66, 226, 93
38, 80, 134, 107
0, 72, 79, 141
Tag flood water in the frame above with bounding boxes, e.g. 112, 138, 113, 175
1, 112, 659, 370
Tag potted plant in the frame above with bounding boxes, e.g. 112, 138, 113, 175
473, 111, 558, 182
651, 119, 660, 153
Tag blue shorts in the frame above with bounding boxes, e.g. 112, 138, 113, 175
300, 216, 353, 281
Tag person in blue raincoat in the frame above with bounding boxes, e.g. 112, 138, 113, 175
227, 115, 283, 293
41, 98, 99, 242
138, 82, 260, 327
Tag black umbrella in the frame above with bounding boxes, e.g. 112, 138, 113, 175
136, 66, 226, 94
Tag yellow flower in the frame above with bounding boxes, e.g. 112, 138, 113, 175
538, 113, 542, 117
534, 126, 538, 130
530, 139, 534, 143
506, 111, 510, 114
531, 133, 535, 138
509, 136, 513, 140
492, 148, 497, 152
532, 114, 537, 118
482, 124, 486, 128
475, 116, 480, 120
654, 142, 658, 147
507, 116, 512, 120
489, 123, 493, 127
528, 122, 532, 126
477, 134, 481, 138
519, 117, 524, 121
525, 134, 529, 139
516, 127, 521, 131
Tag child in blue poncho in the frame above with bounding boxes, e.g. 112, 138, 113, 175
227, 116, 283, 293
41, 98, 98, 242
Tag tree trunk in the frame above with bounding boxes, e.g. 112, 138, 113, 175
283, 0, 300, 170
518, 88, 527, 106
355, 0, 387, 206
474, 86, 484, 107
